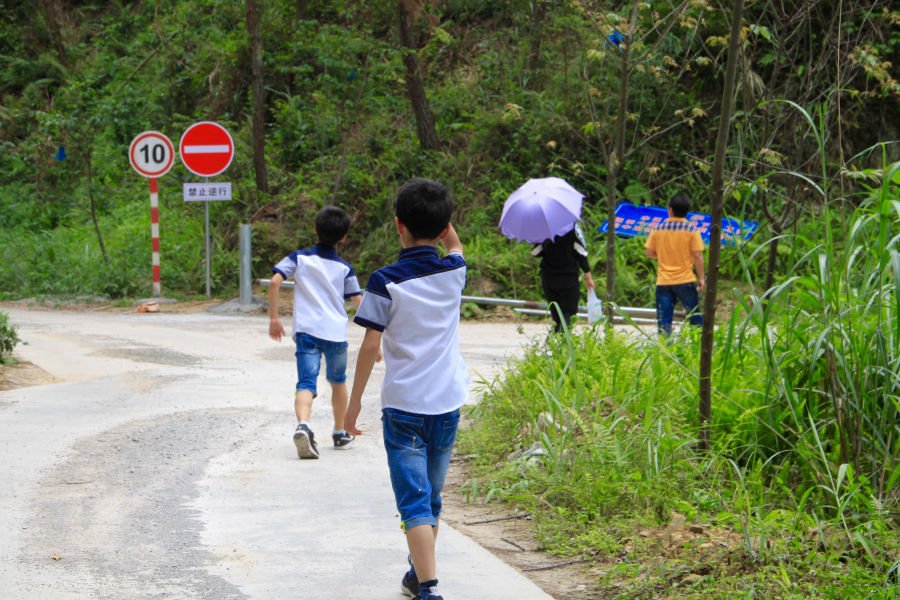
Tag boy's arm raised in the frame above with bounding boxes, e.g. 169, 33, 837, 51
345, 327, 383, 435
268, 273, 286, 341
441, 223, 463, 257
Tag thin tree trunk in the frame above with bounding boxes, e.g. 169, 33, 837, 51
698, 0, 745, 451
398, 1, 440, 152
331, 121, 349, 204
85, 149, 108, 264
526, 0, 546, 81
247, 0, 269, 193
295, 0, 307, 20
40, 0, 68, 66
764, 234, 779, 292
605, 0, 640, 317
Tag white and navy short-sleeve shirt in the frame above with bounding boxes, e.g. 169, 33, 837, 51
354, 246, 469, 415
273, 244, 361, 343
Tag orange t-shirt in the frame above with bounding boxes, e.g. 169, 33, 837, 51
644, 218, 705, 285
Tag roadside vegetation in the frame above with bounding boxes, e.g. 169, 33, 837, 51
460, 161, 900, 597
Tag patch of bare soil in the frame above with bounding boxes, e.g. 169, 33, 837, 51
0, 359, 58, 391
441, 462, 600, 600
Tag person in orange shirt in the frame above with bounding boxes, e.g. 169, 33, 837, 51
644, 194, 705, 335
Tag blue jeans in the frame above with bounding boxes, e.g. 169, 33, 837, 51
382, 408, 460, 531
295, 332, 348, 396
656, 283, 702, 335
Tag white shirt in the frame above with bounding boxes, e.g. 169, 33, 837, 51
273, 244, 361, 343
354, 246, 469, 415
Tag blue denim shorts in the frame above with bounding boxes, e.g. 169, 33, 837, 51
295, 332, 348, 396
382, 408, 461, 532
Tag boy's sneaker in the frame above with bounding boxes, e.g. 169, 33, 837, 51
293, 424, 319, 459
400, 555, 418, 597
413, 579, 442, 600
332, 431, 355, 449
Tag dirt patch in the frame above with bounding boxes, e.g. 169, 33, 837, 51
441, 462, 600, 600
0, 359, 58, 391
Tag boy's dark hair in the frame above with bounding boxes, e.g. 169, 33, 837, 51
315, 206, 352, 246
395, 178, 452, 240
668, 194, 691, 218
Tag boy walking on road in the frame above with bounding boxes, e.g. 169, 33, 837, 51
346, 178, 468, 600
269, 206, 369, 459
644, 194, 705, 335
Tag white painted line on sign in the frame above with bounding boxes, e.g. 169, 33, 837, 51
183, 145, 230, 154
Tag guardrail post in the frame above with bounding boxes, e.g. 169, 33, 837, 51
239, 224, 252, 306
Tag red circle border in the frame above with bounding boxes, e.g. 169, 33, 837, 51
129, 131, 175, 178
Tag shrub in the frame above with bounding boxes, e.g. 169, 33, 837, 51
0, 310, 19, 360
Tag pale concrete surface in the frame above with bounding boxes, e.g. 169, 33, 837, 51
0, 309, 551, 599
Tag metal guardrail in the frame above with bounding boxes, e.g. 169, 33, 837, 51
254, 279, 681, 322
513, 308, 659, 325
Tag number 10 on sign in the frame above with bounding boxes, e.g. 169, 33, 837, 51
129, 131, 175, 298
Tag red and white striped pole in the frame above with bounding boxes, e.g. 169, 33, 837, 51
128, 131, 174, 298
149, 177, 161, 297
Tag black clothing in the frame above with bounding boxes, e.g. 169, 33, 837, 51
533, 224, 591, 333
531, 225, 591, 278
541, 274, 581, 333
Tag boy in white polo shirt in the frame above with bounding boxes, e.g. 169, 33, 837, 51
346, 178, 467, 600
269, 206, 366, 459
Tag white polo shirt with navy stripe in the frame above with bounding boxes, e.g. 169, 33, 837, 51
273, 244, 361, 343
354, 246, 469, 415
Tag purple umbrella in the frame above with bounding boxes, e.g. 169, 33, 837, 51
499, 177, 585, 244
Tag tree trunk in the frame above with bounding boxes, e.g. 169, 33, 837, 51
295, 0, 307, 20
85, 149, 108, 265
526, 1, 546, 82
764, 234, 779, 292
698, 0, 745, 451
40, 0, 68, 66
398, 1, 440, 152
247, 0, 269, 194
604, 0, 640, 317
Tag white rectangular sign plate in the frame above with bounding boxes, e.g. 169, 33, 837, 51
183, 182, 232, 201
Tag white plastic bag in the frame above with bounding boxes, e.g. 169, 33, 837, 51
587, 288, 603, 323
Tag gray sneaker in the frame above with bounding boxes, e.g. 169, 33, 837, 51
293, 424, 319, 459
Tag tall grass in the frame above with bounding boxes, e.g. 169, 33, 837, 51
460, 109, 900, 597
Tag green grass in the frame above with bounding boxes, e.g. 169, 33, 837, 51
458, 147, 900, 596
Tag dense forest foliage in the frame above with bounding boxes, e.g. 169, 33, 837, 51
1, 0, 898, 302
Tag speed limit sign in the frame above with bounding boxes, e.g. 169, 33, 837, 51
129, 130, 175, 299
129, 131, 175, 178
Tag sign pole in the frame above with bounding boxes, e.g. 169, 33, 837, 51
178, 121, 235, 302
205, 176, 211, 300
128, 131, 174, 302
150, 178, 161, 297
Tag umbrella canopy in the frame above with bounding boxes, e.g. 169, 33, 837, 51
499, 177, 585, 244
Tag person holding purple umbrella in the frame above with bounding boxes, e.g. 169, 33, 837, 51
499, 177, 595, 334
532, 224, 595, 333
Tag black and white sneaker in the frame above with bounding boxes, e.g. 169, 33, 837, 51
293, 424, 319, 459
413, 579, 442, 599
400, 555, 418, 597
332, 431, 355, 449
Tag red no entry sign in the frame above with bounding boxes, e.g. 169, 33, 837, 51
179, 122, 234, 177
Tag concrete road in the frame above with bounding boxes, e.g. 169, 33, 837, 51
0, 309, 552, 600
